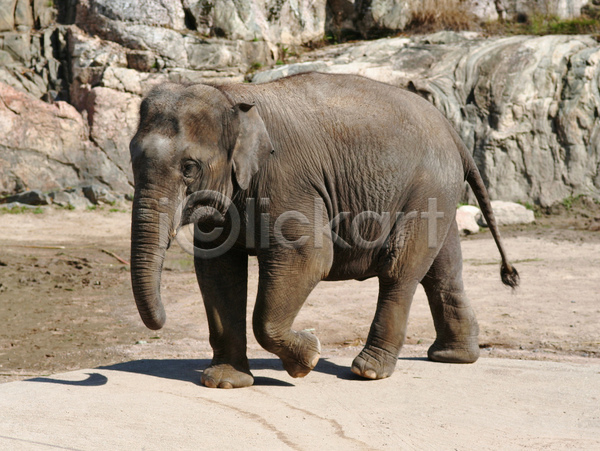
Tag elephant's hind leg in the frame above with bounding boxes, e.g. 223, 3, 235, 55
351, 278, 418, 379
421, 220, 480, 363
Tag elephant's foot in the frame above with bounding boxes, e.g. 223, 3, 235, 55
427, 338, 480, 363
279, 330, 321, 378
351, 346, 398, 380
201, 362, 254, 389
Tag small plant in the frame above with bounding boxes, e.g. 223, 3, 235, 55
276, 59, 284, 65
250, 62, 263, 71
0, 205, 45, 214
87, 205, 97, 211
2, 205, 29, 214
561, 194, 585, 211
516, 200, 535, 211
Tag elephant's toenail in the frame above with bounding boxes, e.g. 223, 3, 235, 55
202, 378, 217, 388
364, 369, 377, 379
310, 354, 320, 368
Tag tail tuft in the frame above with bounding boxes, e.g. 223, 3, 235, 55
501, 263, 520, 289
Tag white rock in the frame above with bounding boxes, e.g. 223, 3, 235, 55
456, 206, 481, 235
478, 201, 535, 227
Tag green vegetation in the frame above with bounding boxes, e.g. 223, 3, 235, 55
495, 14, 600, 35
562, 194, 583, 211
0, 205, 44, 214
517, 200, 542, 218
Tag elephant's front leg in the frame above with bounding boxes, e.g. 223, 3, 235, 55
252, 252, 327, 378
195, 249, 253, 388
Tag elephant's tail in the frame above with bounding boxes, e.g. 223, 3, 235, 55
454, 132, 520, 289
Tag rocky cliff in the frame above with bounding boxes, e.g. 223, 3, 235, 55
255, 32, 600, 206
1, 0, 598, 206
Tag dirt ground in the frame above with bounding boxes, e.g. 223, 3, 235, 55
1, 201, 599, 383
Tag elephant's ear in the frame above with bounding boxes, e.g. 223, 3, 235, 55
231, 103, 274, 190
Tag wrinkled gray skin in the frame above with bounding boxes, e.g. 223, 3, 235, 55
130, 72, 519, 388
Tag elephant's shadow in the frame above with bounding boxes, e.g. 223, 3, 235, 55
26, 357, 366, 387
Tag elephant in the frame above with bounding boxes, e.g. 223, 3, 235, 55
129, 72, 519, 389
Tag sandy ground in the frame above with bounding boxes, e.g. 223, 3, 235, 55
0, 204, 598, 385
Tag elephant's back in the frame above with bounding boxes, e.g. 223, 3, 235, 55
219, 73, 464, 211
220, 73, 458, 166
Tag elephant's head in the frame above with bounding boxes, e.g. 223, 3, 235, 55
129, 83, 273, 330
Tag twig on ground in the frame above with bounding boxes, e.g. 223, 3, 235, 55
21, 245, 66, 249
101, 249, 130, 265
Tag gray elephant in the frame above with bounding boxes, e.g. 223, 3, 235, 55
129, 72, 518, 388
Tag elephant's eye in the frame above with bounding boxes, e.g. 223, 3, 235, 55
182, 160, 200, 179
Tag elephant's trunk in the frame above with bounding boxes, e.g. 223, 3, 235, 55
130, 190, 175, 330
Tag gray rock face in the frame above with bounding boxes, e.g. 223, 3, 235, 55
0, 82, 131, 195
254, 33, 600, 207
86, 0, 186, 30
183, 0, 327, 45
0, 0, 598, 207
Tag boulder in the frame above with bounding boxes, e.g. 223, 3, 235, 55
456, 205, 481, 235
478, 201, 535, 226
82, 184, 118, 205
1, 189, 50, 206
49, 189, 93, 209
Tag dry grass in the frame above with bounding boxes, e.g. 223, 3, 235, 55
405, 0, 479, 33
